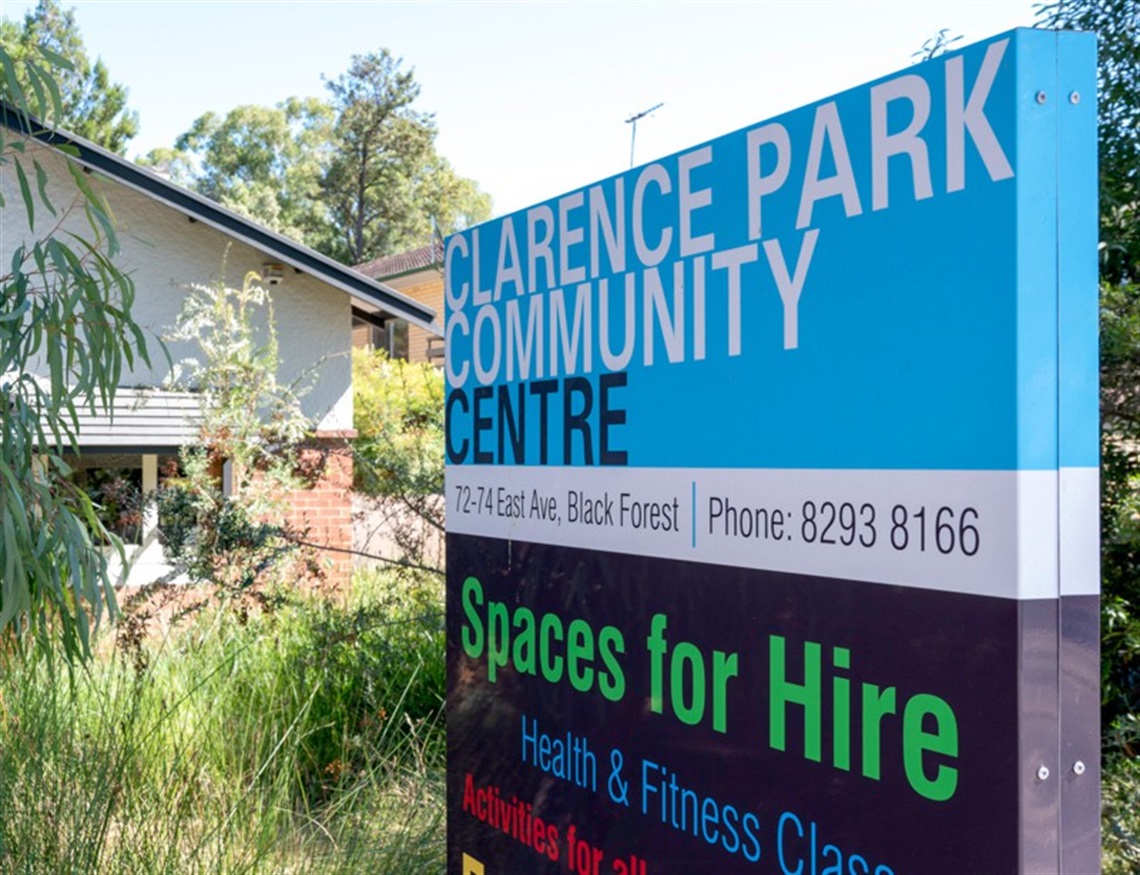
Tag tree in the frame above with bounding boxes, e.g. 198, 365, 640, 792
321, 50, 437, 263
1037, 0, 1140, 742
168, 49, 491, 263
0, 0, 138, 153
133, 145, 195, 188
415, 152, 493, 239
1, 43, 151, 660
157, 98, 334, 241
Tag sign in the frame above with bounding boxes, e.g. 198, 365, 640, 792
445, 28, 1099, 874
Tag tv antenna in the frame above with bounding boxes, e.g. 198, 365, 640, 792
625, 102, 664, 168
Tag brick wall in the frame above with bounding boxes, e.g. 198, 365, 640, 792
351, 321, 373, 349
283, 432, 355, 587
399, 276, 443, 364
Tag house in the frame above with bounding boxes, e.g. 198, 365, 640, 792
355, 241, 445, 365
1, 103, 439, 587
350, 242, 451, 573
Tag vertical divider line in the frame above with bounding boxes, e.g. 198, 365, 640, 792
691, 480, 697, 548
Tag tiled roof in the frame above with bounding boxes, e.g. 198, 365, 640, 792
356, 240, 444, 280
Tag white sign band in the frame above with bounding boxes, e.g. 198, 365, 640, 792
447, 466, 1097, 600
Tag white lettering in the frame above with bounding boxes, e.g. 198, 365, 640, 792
445, 311, 469, 387
764, 229, 820, 350
444, 234, 469, 311
600, 275, 636, 371
797, 102, 863, 229
712, 244, 760, 356
473, 305, 502, 384
632, 163, 673, 266
471, 226, 492, 306
550, 283, 593, 377
527, 205, 556, 293
505, 296, 544, 381
747, 123, 791, 240
693, 255, 706, 361
589, 180, 626, 278
643, 263, 685, 366
946, 38, 1014, 192
871, 74, 933, 210
679, 146, 716, 256
558, 191, 587, 286
493, 216, 524, 299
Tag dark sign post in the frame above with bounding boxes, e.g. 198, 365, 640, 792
445, 29, 1099, 874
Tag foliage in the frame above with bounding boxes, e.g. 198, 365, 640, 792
352, 348, 444, 574
132, 145, 194, 187
0, 42, 151, 660
160, 270, 312, 590
1102, 743, 1140, 875
1037, 0, 1140, 744
0, 569, 445, 874
229, 569, 445, 804
414, 150, 493, 238
1038, 0, 1138, 286
168, 49, 491, 264
0, 0, 138, 153
1100, 280, 1140, 440
1100, 280, 1140, 726
321, 50, 434, 263
86, 467, 144, 543
913, 28, 963, 62
146, 98, 335, 242
353, 348, 444, 499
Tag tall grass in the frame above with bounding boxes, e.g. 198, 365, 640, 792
0, 569, 445, 874
6, 568, 1136, 873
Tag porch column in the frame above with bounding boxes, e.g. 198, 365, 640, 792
141, 453, 158, 546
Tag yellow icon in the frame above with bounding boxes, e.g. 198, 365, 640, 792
462, 853, 486, 875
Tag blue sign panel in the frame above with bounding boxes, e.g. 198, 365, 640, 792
446, 29, 1099, 874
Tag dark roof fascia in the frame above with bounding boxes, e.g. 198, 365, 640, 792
351, 306, 388, 330
1, 102, 437, 333
64, 444, 183, 456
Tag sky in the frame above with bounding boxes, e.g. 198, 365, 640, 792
2, 0, 1042, 218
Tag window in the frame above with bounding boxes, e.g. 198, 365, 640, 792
352, 316, 410, 360
370, 318, 409, 360
71, 453, 180, 545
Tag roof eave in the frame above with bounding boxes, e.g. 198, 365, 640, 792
1, 102, 437, 332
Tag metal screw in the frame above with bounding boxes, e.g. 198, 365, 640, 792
1036, 91, 1048, 104
1037, 765, 1051, 781
1073, 760, 1086, 776
1069, 91, 1081, 104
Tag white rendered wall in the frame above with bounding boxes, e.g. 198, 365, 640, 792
2, 139, 353, 432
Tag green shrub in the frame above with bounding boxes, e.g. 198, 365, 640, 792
1103, 739, 1140, 874
353, 347, 443, 501
352, 348, 445, 575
